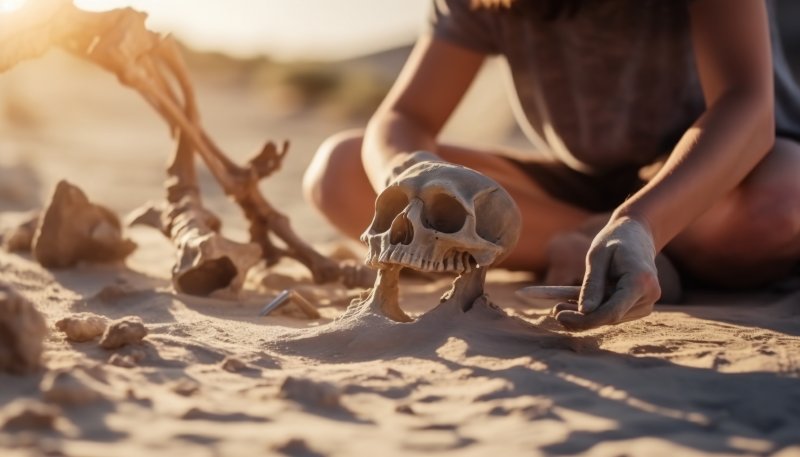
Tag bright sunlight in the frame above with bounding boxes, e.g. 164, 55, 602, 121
0, 0, 27, 13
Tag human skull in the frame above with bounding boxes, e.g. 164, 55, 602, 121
362, 161, 521, 274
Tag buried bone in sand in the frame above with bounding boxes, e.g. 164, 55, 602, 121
1, 1, 800, 456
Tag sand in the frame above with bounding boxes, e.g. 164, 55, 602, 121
1, 50, 799, 457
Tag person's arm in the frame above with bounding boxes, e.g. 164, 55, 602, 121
363, 35, 485, 190
556, 0, 775, 330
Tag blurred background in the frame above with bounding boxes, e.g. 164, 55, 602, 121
0, 0, 798, 247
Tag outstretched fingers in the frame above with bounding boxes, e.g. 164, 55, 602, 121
578, 244, 613, 313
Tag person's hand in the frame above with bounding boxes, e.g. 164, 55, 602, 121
552, 217, 661, 330
544, 231, 592, 286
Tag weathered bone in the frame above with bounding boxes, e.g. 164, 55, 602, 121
359, 161, 521, 319
1, 2, 375, 294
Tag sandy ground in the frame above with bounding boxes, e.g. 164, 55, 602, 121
1, 50, 800, 457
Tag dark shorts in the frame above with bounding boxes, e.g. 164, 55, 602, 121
503, 158, 652, 213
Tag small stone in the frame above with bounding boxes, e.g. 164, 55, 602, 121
55, 312, 108, 342
171, 378, 200, 397
395, 404, 415, 415
41, 369, 102, 406
99, 316, 147, 349
221, 356, 247, 373
91, 283, 136, 303
108, 354, 136, 368
272, 438, 318, 456
108, 346, 146, 368
279, 376, 340, 408
0, 399, 60, 431
0, 284, 47, 374
32, 180, 136, 268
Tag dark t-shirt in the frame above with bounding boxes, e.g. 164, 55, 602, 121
429, 0, 800, 174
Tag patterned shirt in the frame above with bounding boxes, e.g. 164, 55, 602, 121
429, 0, 800, 174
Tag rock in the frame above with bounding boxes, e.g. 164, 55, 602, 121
279, 376, 340, 408
0, 399, 60, 431
170, 378, 200, 397
1, 212, 39, 252
221, 356, 247, 373
0, 284, 47, 374
55, 312, 108, 342
108, 346, 145, 368
40, 368, 102, 406
99, 316, 148, 349
90, 283, 137, 303
32, 180, 136, 268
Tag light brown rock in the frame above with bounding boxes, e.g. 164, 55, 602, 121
279, 376, 340, 408
40, 368, 103, 406
99, 316, 148, 349
32, 180, 136, 268
0, 399, 60, 431
0, 284, 47, 374
55, 312, 108, 342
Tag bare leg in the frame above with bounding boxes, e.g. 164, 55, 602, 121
668, 137, 800, 287
303, 129, 592, 272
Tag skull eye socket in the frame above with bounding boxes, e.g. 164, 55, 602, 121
372, 186, 409, 233
424, 193, 467, 233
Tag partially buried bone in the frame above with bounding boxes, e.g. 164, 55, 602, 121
356, 161, 522, 320
32, 180, 136, 268
272, 163, 583, 358
1, 2, 375, 295
0, 283, 47, 374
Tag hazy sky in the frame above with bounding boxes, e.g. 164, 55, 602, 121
66, 0, 430, 60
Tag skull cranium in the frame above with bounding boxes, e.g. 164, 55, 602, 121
362, 161, 521, 275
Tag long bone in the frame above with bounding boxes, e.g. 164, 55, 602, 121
0, 1, 375, 290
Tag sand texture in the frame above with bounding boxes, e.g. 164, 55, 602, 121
1, 50, 799, 457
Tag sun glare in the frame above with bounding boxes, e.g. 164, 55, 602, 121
0, 0, 27, 13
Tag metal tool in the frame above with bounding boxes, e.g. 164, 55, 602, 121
515, 285, 580, 308
258, 289, 321, 319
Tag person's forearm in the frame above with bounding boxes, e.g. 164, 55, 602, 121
615, 90, 775, 250
362, 109, 441, 191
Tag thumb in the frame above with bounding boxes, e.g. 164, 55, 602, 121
579, 247, 612, 313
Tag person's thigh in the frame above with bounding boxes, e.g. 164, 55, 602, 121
303, 129, 593, 272
667, 137, 800, 286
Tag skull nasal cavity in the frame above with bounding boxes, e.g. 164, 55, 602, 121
424, 194, 467, 233
390, 212, 414, 245
372, 187, 409, 232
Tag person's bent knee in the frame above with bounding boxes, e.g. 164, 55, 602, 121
302, 129, 364, 214
732, 184, 800, 256
675, 185, 800, 286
